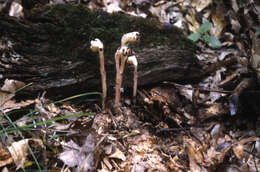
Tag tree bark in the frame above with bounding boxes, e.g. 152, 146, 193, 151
0, 4, 204, 95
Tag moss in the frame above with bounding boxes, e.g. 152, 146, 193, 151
27, 4, 195, 59
0, 4, 195, 63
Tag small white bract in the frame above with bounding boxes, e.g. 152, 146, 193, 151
121, 32, 140, 46
118, 46, 132, 56
90, 38, 103, 52
127, 55, 138, 66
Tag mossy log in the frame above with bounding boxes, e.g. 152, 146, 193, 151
0, 4, 204, 95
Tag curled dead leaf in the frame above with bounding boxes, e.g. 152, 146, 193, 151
0, 79, 26, 107
192, 0, 212, 12
7, 138, 44, 170
0, 149, 13, 167
108, 148, 126, 161
232, 144, 244, 160
1, 79, 25, 93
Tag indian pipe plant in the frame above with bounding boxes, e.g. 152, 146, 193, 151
90, 38, 107, 110
114, 46, 132, 106
116, 32, 140, 106
90, 32, 140, 109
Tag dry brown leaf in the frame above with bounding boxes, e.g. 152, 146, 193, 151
103, 0, 122, 13
210, 123, 221, 140
211, 2, 227, 39
103, 156, 113, 170
192, 0, 212, 12
232, 137, 260, 161
131, 163, 146, 172
108, 148, 126, 161
7, 138, 44, 170
58, 140, 80, 168
148, 1, 175, 23
247, 153, 260, 171
231, 0, 239, 12
237, 137, 260, 145
185, 141, 204, 164
46, 103, 60, 114
0, 149, 13, 167
1, 167, 9, 172
250, 30, 260, 85
1, 79, 25, 93
231, 19, 241, 34
59, 133, 97, 171
0, 91, 13, 108
186, 12, 200, 33
198, 103, 228, 120
206, 142, 232, 164
232, 144, 244, 160
0, 79, 26, 107
2, 99, 34, 113
186, 142, 208, 172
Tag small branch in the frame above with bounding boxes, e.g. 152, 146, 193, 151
164, 81, 233, 94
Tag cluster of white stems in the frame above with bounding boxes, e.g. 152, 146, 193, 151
90, 32, 140, 109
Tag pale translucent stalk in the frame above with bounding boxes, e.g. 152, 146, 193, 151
99, 49, 107, 109
115, 50, 121, 106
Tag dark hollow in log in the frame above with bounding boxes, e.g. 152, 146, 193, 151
0, 4, 204, 96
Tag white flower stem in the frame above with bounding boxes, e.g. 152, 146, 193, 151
115, 49, 121, 106
99, 49, 107, 109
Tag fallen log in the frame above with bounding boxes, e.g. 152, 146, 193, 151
0, 4, 204, 96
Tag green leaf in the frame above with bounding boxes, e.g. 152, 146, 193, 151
199, 21, 211, 34
202, 35, 222, 48
187, 33, 201, 42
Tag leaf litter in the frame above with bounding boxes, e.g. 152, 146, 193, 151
1, 0, 260, 171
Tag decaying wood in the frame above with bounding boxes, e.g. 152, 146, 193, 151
0, 4, 205, 96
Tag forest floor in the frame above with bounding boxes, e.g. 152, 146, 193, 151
1, 0, 260, 171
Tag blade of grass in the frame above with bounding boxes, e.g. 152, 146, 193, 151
52, 92, 101, 104
0, 91, 99, 167
5, 91, 100, 128
0, 83, 33, 107
14, 82, 33, 94
0, 112, 94, 135
0, 84, 99, 170
0, 108, 42, 171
